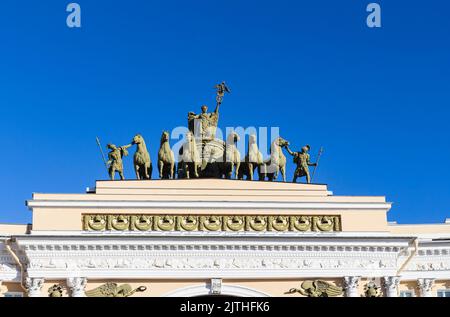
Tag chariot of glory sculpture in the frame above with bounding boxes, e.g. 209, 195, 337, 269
97, 81, 321, 183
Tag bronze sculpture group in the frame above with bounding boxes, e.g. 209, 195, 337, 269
97, 82, 321, 183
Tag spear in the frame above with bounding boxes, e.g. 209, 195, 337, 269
96, 136, 109, 172
311, 146, 324, 183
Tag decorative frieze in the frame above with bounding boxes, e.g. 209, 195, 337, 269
82, 214, 342, 232
27, 256, 396, 271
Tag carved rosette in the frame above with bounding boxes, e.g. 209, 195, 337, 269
417, 278, 434, 297
83, 214, 342, 233
67, 277, 87, 297
26, 277, 45, 297
382, 276, 400, 297
343, 276, 360, 297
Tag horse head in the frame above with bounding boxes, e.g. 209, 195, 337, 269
226, 131, 240, 144
132, 134, 144, 146
275, 137, 289, 148
160, 131, 170, 144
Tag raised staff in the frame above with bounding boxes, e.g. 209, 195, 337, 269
311, 146, 324, 183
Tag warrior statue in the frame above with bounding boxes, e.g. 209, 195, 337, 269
106, 143, 132, 180
285, 144, 317, 184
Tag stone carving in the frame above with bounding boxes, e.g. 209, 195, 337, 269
28, 256, 397, 271
287, 280, 343, 297
259, 137, 289, 181
222, 132, 241, 179
238, 134, 263, 180
417, 278, 434, 297
67, 277, 87, 297
286, 144, 318, 184
0, 263, 17, 273
210, 278, 222, 295
363, 281, 382, 297
408, 260, 450, 271
343, 276, 360, 297
132, 134, 152, 180
106, 143, 132, 180
82, 214, 342, 232
26, 277, 44, 297
48, 284, 64, 297
382, 276, 400, 297
158, 131, 175, 179
85, 283, 146, 297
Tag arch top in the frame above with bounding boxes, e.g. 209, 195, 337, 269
163, 283, 271, 297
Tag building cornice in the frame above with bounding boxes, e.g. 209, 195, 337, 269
26, 200, 392, 210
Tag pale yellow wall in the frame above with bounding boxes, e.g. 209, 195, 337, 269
0, 282, 25, 296
82, 278, 344, 297
86, 279, 206, 297
31, 208, 389, 232
42, 280, 69, 297
389, 224, 450, 235
434, 280, 450, 296
399, 281, 419, 297
3, 279, 450, 297
0, 224, 30, 235
29, 179, 392, 232
224, 278, 344, 297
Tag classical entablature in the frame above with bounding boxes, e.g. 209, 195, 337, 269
1, 179, 450, 297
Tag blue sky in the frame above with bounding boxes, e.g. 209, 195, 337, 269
0, 0, 449, 225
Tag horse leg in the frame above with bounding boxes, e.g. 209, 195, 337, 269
248, 163, 254, 181
185, 163, 190, 179
170, 162, 174, 179
158, 160, 163, 179
194, 163, 199, 178
135, 165, 140, 180
273, 166, 280, 181
259, 165, 265, 181
281, 165, 286, 182
227, 163, 232, 179
144, 164, 150, 179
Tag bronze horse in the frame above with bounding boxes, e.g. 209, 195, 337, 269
259, 137, 289, 181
